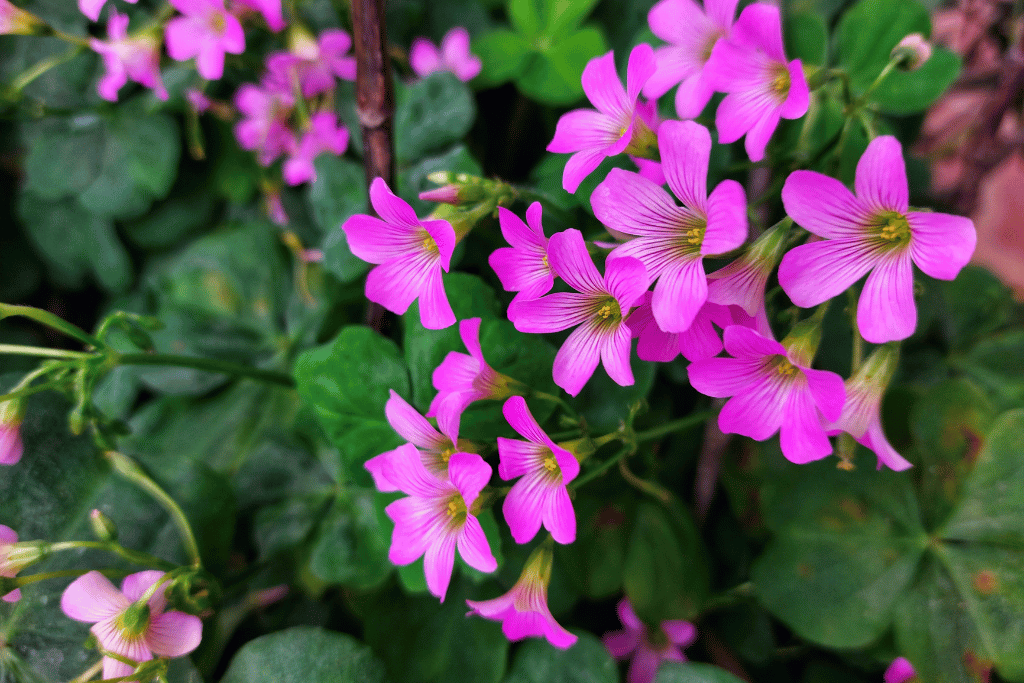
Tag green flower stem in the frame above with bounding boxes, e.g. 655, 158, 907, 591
0, 343, 92, 360
105, 451, 203, 568
847, 289, 864, 372
531, 390, 579, 420
13, 567, 123, 588
857, 56, 901, 106
618, 457, 672, 503
47, 540, 176, 570
634, 412, 712, 443
0, 304, 101, 348
9, 44, 85, 93
68, 660, 104, 683
570, 446, 630, 491
114, 353, 295, 388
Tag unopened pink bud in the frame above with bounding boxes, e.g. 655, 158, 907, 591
0, 400, 24, 466
248, 584, 289, 608
892, 33, 932, 71
0, 0, 42, 35
419, 185, 460, 205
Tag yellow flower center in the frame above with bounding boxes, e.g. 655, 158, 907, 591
685, 225, 704, 246
440, 446, 455, 463
541, 254, 549, 270
422, 233, 440, 256
875, 213, 911, 247
209, 12, 226, 34
446, 501, 459, 517
543, 455, 558, 473
769, 63, 791, 102
775, 359, 797, 377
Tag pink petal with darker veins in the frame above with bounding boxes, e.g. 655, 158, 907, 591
778, 239, 882, 308
855, 136, 909, 213
61, 571, 129, 623
908, 211, 976, 280
778, 386, 833, 463
660, 119, 710, 212
509, 292, 594, 334
146, 611, 203, 657
547, 229, 607, 294
782, 170, 871, 239
553, 323, 605, 396
857, 251, 916, 343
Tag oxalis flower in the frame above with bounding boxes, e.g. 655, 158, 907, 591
165, 0, 245, 81
778, 135, 977, 343
489, 202, 556, 310
78, 0, 136, 24
885, 657, 917, 683
603, 598, 697, 683
703, 3, 809, 162
234, 81, 295, 166
497, 396, 579, 545
265, 28, 356, 97
90, 10, 167, 102
381, 448, 497, 601
343, 178, 457, 329
547, 44, 657, 194
61, 570, 203, 681
0, 399, 23, 466
410, 27, 482, 82
706, 219, 788, 318
592, 119, 748, 334
282, 111, 349, 186
1, 525, 33, 602
687, 325, 846, 464
644, 0, 738, 119
508, 229, 648, 397
466, 542, 576, 649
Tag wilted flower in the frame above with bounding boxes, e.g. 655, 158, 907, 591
0, 399, 24, 466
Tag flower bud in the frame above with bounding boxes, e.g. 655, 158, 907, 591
418, 185, 461, 205
0, 399, 24, 467
892, 33, 932, 71
90, 509, 118, 543
0, 0, 43, 35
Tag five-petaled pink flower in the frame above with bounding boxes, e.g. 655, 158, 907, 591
1, 525, 25, 602
778, 135, 977, 343
603, 598, 697, 683
644, 0, 738, 119
410, 27, 481, 82
508, 229, 647, 397
165, 0, 245, 81
89, 10, 167, 102
282, 111, 349, 185
547, 44, 657, 194
343, 177, 457, 329
466, 543, 576, 649
497, 396, 579, 544
427, 318, 518, 437
885, 657, 917, 683
592, 119, 748, 334
234, 81, 295, 166
382, 448, 497, 601
61, 570, 203, 681
687, 325, 846, 464
265, 29, 356, 97
489, 202, 555, 311
703, 3, 809, 161
78, 0, 137, 23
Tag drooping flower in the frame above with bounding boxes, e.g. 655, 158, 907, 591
489, 202, 555, 310
466, 542, 576, 649
234, 81, 296, 166
592, 119, 748, 334
884, 657, 917, 683
703, 3, 809, 161
2, 0, 43, 34
410, 27, 482, 82
282, 111, 349, 185
603, 598, 697, 683
89, 11, 167, 102
497, 396, 579, 544
778, 135, 977, 343
1, 525, 28, 602
547, 44, 657, 194
265, 28, 356, 97
343, 177, 457, 329
827, 344, 911, 472
382, 449, 497, 601
508, 229, 648, 397
427, 318, 520, 436
231, 0, 284, 32
687, 325, 846, 464
165, 0, 245, 81
706, 219, 788, 317
77, 0, 136, 23
644, 0, 738, 119
0, 399, 23, 466
61, 570, 203, 681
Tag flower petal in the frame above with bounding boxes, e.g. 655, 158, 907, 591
731, 3, 785, 60
423, 530, 458, 601
675, 70, 717, 119
553, 322, 603, 397
780, 59, 809, 120
663, 620, 698, 646
544, 485, 577, 544
605, 256, 649, 310
386, 496, 437, 565
497, 438, 549, 480
343, 214, 416, 264
803, 367, 846, 424
120, 570, 168, 613
778, 386, 833, 463
687, 357, 762, 398
599, 322, 635, 388
386, 390, 446, 450
509, 292, 594, 333
861, 417, 913, 472
660, 119, 710, 213
855, 136, 909, 213
457, 514, 497, 573
593, 168, 692, 238
548, 229, 607, 294
146, 611, 203, 657
743, 106, 781, 163
582, 51, 630, 116
857, 251, 916, 343
603, 630, 640, 659
778, 238, 881, 308
381, 443, 449, 498
703, 179, 748, 254
449, 452, 493, 508
624, 43, 657, 105
908, 211, 976, 280
364, 254, 433, 316
369, 176, 421, 228
61, 571, 129, 623
652, 256, 708, 333
722, 324, 784, 358
781, 170, 870, 239
417, 267, 456, 330
501, 395, 548, 445
410, 37, 441, 77
503, 475, 546, 544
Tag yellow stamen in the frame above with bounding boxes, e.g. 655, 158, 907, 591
446, 501, 459, 516
597, 304, 613, 319
440, 446, 454, 463
422, 235, 440, 256
774, 358, 797, 377
543, 456, 558, 473
685, 226, 704, 245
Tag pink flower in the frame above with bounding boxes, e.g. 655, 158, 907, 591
186, 88, 212, 113
778, 135, 977, 343
827, 345, 911, 472
231, 0, 284, 31
644, 0, 738, 119
410, 27, 481, 82
603, 598, 697, 683
265, 29, 356, 97
365, 389, 463, 491
497, 396, 580, 544
547, 44, 657, 194
703, 3, 809, 162
508, 229, 648, 397
427, 318, 519, 436
234, 81, 296, 166
592, 119, 748, 334
61, 570, 203, 681
165, 0, 245, 81
0, 399, 23, 466
343, 178, 457, 329
382, 448, 497, 601
466, 543, 576, 649
282, 111, 349, 185
885, 657, 916, 683
2, 0, 42, 33
77, 0, 136, 23
627, 293, 727, 363
89, 11, 167, 102
706, 219, 788, 316
489, 202, 555, 310
631, 99, 664, 185
1, 525, 24, 602
687, 325, 846, 464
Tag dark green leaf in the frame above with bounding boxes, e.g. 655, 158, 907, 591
871, 47, 961, 115
784, 11, 827, 66
221, 627, 389, 683
308, 489, 393, 590
23, 121, 104, 200
395, 73, 476, 163
516, 28, 607, 105
655, 662, 746, 683
503, 631, 617, 683
473, 29, 534, 85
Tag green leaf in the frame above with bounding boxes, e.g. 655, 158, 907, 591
395, 72, 476, 163
784, 11, 828, 66
310, 156, 370, 283
221, 627, 389, 683
961, 330, 1024, 409
938, 266, 1016, 351
577, 348, 657, 434
509, 0, 542, 37
294, 326, 410, 485
473, 29, 534, 85
655, 662, 747, 683
254, 492, 332, 558
23, 120, 104, 201
503, 631, 617, 683
871, 47, 961, 115
558, 496, 631, 599
516, 28, 607, 105
308, 489, 393, 590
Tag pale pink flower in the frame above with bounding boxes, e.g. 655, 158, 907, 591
265, 29, 356, 97
78, 0, 137, 23
2, 0, 42, 33
419, 185, 460, 204
603, 598, 697, 683
592, 120, 748, 334
234, 81, 295, 166
0, 399, 23, 466
706, 219, 788, 316
892, 34, 931, 71
410, 27, 481, 82
282, 111, 349, 185
687, 325, 845, 464
508, 229, 648, 397
382, 449, 497, 601
61, 570, 203, 681
489, 202, 555, 311
703, 3, 809, 161
644, 0, 738, 118
89, 11, 167, 102
778, 135, 977, 343
498, 396, 579, 544
466, 543, 576, 649
165, 0, 245, 81
1, 525, 25, 602
343, 178, 457, 329
885, 657, 917, 683
231, 0, 284, 31
547, 44, 657, 193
